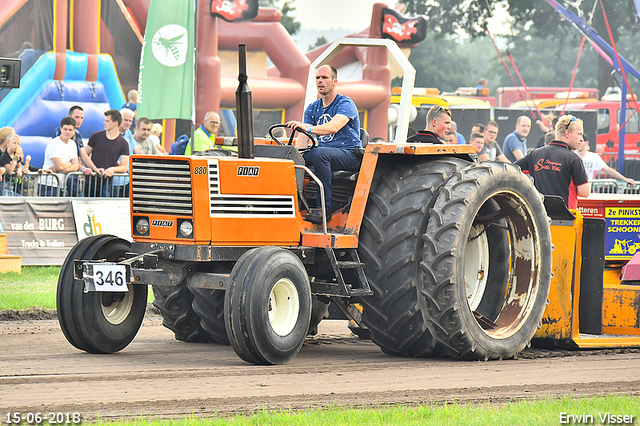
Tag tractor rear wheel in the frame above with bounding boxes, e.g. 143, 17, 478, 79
464, 198, 510, 321
191, 288, 229, 344
152, 286, 214, 343
56, 235, 147, 354
358, 157, 471, 357
423, 162, 552, 360
308, 295, 330, 336
224, 246, 312, 365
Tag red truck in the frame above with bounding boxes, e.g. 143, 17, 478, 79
581, 101, 640, 162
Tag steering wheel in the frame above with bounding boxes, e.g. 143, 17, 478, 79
268, 124, 317, 152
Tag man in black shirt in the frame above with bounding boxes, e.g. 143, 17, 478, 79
82, 109, 129, 197
515, 115, 590, 209
407, 105, 449, 144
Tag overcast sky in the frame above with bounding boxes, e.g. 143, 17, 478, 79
292, 0, 510, 35
292, 0, 398, 31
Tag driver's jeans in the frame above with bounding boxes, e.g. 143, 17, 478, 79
303, 147, 360, 212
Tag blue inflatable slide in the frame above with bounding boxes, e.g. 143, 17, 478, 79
0, 51, 125, 168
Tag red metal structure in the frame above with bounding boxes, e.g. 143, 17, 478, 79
195, 1, 394, 140
496, 86, 599, 108
1, 0, 407, 143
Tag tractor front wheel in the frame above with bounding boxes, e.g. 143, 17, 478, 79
56, 235, 147, 354
224, 247, 312, 365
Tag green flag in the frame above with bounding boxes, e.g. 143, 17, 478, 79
137, 0, 195, 120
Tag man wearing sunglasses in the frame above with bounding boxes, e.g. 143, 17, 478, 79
407, 105, 450, 143
515, 115, 590, 209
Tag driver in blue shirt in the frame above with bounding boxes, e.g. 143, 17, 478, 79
286, 64, 361, 224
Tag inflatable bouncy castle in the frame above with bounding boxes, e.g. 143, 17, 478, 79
0, 0, 141, 168
0, 0, 426, 167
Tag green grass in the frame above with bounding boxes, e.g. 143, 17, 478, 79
90, 395, 639, 426
0, 266, 154, 310
0, 266, 60, 310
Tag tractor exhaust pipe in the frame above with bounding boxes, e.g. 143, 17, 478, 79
236, 44, 254, 159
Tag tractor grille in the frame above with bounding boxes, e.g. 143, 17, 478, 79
208, 159, 295, 217
210, 194, 296, 216
131, 159, 193, 215
209, 160, 220, 195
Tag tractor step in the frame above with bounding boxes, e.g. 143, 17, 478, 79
323, 248, 372, 297
336, 261, 365, 268
348, 288, 372, 296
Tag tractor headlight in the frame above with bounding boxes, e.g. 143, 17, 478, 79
135, 218, 149, 235
179, 220, 193, 237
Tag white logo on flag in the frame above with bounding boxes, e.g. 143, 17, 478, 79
151, 24, 188, 67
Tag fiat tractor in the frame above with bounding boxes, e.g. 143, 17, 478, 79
56, 39, 640, 365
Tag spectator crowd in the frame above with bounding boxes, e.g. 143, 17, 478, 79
0, 90, 176, 198
0, 85, 635, 207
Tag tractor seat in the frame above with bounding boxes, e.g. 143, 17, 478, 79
332, 128, 368, 180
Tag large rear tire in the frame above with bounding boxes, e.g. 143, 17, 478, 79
358, 157, 471, 357
191, 288, 229, 344
307, 295, 330, 336
152, 286, 214, 343
56, 235, 147, 354
224, 247, 312, 365
423, 162, 552, 360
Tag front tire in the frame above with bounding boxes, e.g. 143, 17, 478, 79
224, 247, 312, 365
57, 237, 104, 352
57, 235, 147, 354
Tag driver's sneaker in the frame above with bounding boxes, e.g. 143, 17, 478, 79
305, 209, 331, 224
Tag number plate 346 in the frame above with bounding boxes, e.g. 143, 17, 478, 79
84, 263, 129, 292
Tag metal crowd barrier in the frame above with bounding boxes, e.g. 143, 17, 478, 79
591, 179, 640, 195
9, 173, 636, 198
590, 179, 619, 194
0, 171, 129, 198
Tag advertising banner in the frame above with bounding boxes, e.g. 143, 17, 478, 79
71, 200, 131, 242
0, 199, 78, 265
578, 196, 640, 261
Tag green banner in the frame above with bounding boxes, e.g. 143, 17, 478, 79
137, 0, 195, 120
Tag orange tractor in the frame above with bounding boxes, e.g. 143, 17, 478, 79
57, 39, 640, 365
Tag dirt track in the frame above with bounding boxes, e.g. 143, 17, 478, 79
2, 315, 640, 422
